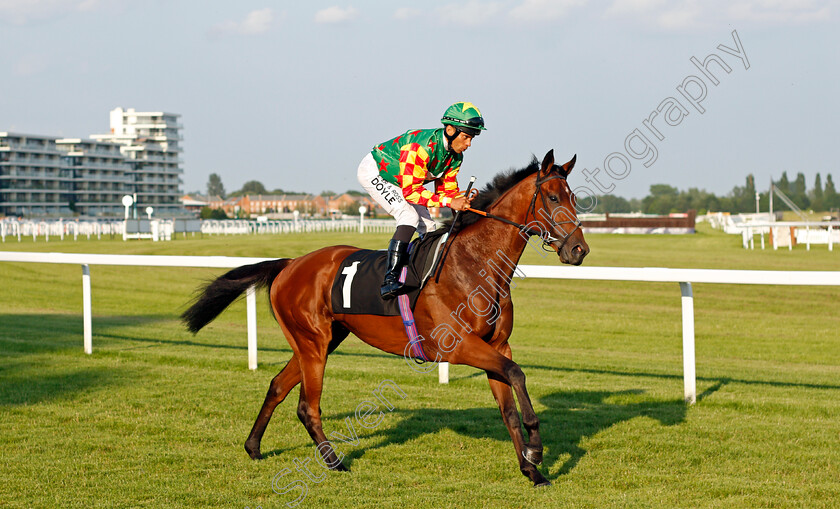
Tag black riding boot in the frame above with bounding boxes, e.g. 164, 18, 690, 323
380, 239, 410, 300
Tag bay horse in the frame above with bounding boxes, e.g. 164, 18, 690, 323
182, 150, 589, 486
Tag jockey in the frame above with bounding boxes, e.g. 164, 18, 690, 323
357, 101, 486, 299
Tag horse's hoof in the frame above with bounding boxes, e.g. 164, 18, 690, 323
244, 442, 263, 460
534, 480, 552, 488
332, 462, 350, 472
522, 447, 543, 466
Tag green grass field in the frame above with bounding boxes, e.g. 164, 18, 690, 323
1, 224, 838, 508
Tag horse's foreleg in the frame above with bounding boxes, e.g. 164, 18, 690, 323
448, 337, 548, 486
486, 372, 549, 485
492, 342, 544, 467
245, 355, 302, 460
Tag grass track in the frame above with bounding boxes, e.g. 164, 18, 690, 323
1, 224, 838, 508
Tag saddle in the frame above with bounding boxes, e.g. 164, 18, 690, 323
330, 230, 448, 316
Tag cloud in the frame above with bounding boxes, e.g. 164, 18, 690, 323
314, 6, 358, 24
509, 0, 589, 22
394, 7, 421, 20
606, 0, 668, 15
209, 8, 277, 37
0, 0, 108, 25
13, 53, 49, 76
656, 1, 703, 30
432, 0, 588, 26
435, 1, 505, 26
605, 0, 834, 29
727, 0, 833, 24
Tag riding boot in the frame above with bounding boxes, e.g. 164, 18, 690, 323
380, 239, 410, 300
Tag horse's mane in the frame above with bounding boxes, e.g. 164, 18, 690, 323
438, 156, 540, 235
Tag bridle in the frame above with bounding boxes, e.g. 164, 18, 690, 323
432, 169, 582, 285
466, 170, 582, 252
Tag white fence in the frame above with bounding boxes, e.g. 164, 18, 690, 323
0, 219, 125, 242
200, 218, 396, 235
734, 222, 840, 251
0, 218, 397, 242
2, 251, 839, 405
704, 213, 840, 250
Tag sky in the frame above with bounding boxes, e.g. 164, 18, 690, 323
1, 0, 838, 203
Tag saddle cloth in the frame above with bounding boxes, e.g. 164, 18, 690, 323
330, 231, 448, 316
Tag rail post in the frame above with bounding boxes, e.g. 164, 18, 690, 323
679, 282, 696, 404
82, 264, 92, 354
438, 361, 449, 384
247, 285, 258, 370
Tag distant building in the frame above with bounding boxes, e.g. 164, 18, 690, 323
193, 193, 385, 219
206, 195, 239, 216
328, 194, 385, 217
239, 194, 317, 216
0, 132, 74, 216
55, 138, 134, 216
91, 108, 184, 217
1, 108, 186, 218
180, 193, 210, 213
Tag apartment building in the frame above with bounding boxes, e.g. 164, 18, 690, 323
91, 108, 184, 216
0, 132, 73, 216
55, 138, 134, 216
0, 108, 185, 218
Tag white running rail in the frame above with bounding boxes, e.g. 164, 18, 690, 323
2, 252, 839, 404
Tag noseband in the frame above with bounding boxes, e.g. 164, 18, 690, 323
468, 172, 582, 252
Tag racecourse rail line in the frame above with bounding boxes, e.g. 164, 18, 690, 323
2, 251, 839, 404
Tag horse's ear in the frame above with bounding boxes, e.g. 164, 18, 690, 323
540, 149, 555, 177
558, 154, 577, 177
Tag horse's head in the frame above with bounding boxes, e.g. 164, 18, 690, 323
529, 150, 589, 265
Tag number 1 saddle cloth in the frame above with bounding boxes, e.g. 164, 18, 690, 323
330, 231, 448, 316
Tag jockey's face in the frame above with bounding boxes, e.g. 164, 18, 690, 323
446, 126, 475, 154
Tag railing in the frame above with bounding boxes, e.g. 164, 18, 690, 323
0, 252, 268, 370
0, 220, 124, 241
734, 221, 840, 251
2, 252, 839, 405
200, 219, 396, 235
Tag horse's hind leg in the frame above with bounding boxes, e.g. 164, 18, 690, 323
246, 323, 349, 460
245, 355, 302, 460
294, 348, 349, 472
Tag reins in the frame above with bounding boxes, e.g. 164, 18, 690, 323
466, 173, 581, 252
432, 170, 581, 282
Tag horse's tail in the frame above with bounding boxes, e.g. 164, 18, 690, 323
181, 259, 292, 334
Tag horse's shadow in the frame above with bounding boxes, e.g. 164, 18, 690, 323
266, 383, 722, 479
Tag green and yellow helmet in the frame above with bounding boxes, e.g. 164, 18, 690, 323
441, 102, 486, 137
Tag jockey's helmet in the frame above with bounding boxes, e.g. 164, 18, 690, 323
441, 102, 486, 137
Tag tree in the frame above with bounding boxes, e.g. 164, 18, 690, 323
207, 173, 226, 199
339, 199, 361, 216
824, 174, 839, 210
231, 180, 267, 197
810, 173, 824, 211
642, 184, 679, 215
592, 194, 632, 213
199, 206, 229, 219
722, 174, 757, 213
792, 172, 809, 209
775, 171, 790, 194
742, 174, 757, 212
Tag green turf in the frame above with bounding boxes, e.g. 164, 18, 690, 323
1, 225, 838, 508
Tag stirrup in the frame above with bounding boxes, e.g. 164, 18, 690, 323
380, 279, 406, 300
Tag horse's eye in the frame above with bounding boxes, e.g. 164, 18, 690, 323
549, 195, 559, 203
